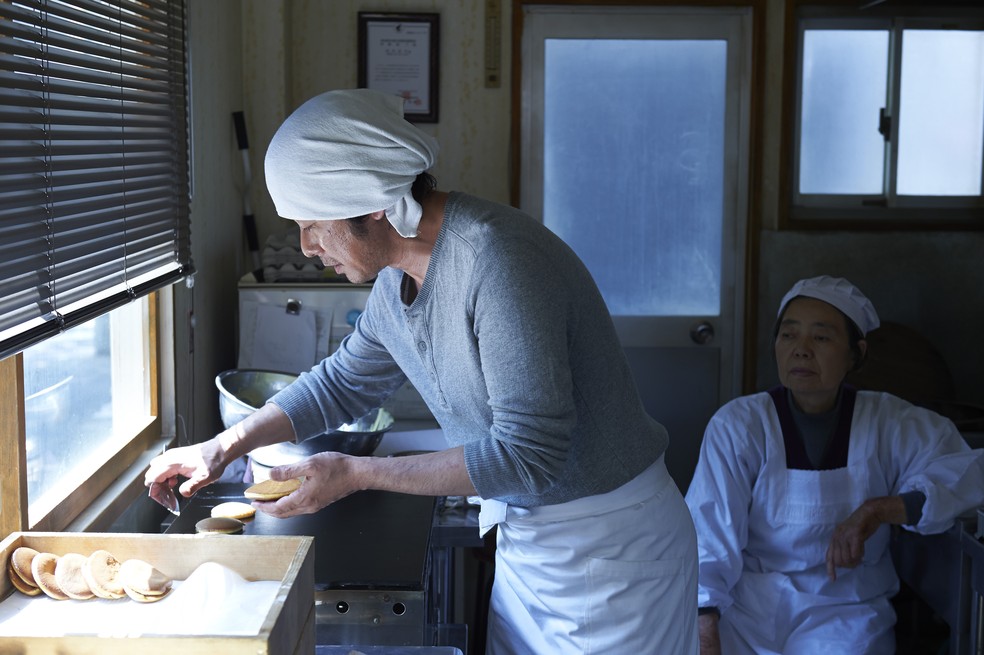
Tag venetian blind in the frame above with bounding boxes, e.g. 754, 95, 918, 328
0, 0, 192, 359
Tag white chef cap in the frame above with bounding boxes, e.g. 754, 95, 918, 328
778, 276, 880, 335
264, 89, 439, 238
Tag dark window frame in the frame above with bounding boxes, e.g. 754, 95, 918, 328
780, 2, 984, 230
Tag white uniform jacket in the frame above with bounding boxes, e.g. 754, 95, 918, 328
685, 386, 984, 653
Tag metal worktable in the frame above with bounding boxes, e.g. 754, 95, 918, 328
961, 522, 984, 655
893, 514, 976, 654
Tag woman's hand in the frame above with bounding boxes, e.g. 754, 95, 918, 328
826, 496, 907, 580
698, 613, 722, 655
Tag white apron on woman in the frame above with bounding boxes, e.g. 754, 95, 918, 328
686, 388, 984, 655
483, 456, 698, 655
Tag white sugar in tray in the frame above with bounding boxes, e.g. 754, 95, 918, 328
0, 562, 281, 637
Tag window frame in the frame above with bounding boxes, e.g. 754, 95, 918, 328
782, 2, 984, 230
0, 292, 171, 537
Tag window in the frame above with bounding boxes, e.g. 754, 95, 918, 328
789, 6, 984, 225
0, 0, 190, 533
542, 37, 728, 316
22, 296, 156, 529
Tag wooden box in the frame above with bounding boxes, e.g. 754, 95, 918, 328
0, 531, 314, 654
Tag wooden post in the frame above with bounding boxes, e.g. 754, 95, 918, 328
0, 354, 29, 538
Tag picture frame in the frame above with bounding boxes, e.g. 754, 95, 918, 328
358, 12, 440, 123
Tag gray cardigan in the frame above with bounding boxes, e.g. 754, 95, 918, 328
271, 192, 667, 507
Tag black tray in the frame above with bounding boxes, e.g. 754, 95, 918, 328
165, 483, 435, 588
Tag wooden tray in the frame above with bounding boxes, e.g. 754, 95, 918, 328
0, 531, 314, 654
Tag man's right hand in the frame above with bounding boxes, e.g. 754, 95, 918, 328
143, 437, 230, 498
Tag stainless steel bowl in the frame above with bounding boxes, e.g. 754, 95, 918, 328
215, 369, 394, 464
216, 369, 296, 430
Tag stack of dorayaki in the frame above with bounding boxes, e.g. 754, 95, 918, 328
7, 547, 172, 602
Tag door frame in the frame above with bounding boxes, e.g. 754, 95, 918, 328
511, 0, 762, 403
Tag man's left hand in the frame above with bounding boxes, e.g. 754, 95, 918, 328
253, 451, 358, 518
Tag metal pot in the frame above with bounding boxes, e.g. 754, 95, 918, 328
216, 369, 296, 429
215, 369, 394, 465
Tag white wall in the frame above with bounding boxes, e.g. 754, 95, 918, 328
241, 0, 513, 245
176, 0, 247, 442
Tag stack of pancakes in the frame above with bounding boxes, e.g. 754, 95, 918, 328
7, 547, 172, 602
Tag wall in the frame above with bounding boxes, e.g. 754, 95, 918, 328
751, 2, 984, 407
182, 0, 983, 449
174, 0, 248, 444
240, 0, 513, 247
755, 232, 984, 406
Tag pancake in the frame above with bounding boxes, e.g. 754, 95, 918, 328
10, 546, 39, 588
211, 501, 256, 521
82, 550, 125, 600
31, 552, 69, 600
244, 477, 302, 501
54, 553, 94, 600
196, 516, 245, 534
7, 560, 41, 596
119, 558, 172, 603
122, 584, 171, 603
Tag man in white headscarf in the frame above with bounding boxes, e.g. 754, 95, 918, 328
146, 89, 699, 654
686, 275, 984, 655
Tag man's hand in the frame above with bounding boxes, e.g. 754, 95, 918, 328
254, 451, 358, 518
144, 438, 230, 498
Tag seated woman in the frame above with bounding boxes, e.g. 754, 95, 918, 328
686, 275, 984, 655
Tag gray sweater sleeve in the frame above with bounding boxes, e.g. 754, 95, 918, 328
269, 193, 665, 507
269, 297, 409, 443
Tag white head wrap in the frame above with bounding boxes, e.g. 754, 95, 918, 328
778, 275, 880, 335
264, 89, 439, 238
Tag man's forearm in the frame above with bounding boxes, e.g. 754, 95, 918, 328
349, 445, 477, 497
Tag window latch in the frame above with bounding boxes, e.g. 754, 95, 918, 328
878, 108, 892, 142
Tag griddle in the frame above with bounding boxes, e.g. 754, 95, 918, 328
165, 483, 436, 589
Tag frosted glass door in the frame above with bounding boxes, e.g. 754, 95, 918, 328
521, 7, 750, 490
543, 39, 726, 316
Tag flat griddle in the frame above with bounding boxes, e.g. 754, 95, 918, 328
165, 483, 435, 590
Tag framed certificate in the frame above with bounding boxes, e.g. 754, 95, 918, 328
358, 12, 440, 123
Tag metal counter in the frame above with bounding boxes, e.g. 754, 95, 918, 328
316, 647, 462, 655
961, 522, 984, 654
892, 514, 976, 654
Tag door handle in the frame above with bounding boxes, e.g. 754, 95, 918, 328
690, 321, 714, 345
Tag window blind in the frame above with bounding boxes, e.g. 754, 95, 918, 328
0, 0, 192, 359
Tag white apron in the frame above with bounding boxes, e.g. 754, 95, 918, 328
718, 390, 896, 655
717, 462, 897, 654
481, 456, 698, 655
689, 387, 984, 655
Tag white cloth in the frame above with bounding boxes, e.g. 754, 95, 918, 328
0, 562, 280, 637
685, 389, 984, 654
264, 89, 439, 237
485, 457, 698, 655
779, 276, 880, 335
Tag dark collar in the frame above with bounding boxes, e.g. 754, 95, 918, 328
768, 385, 857, 470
